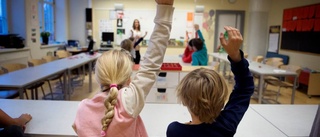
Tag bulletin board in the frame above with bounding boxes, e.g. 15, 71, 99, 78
281, 3, 320, 54
268, 25, 280, 53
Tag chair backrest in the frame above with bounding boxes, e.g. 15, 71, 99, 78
1, 63, 27, 73
56, 50, 71, 58
244, 53, 249, 59
266, 57, 283, 63
42, 55, 59, 62
280, 65, 302, 83
266, 60, 284, 68
28, 59, 46, 67
253, 56, 264, 63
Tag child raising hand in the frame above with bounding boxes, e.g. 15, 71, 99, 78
166, 26, 254, 137
73, 0, 175, 136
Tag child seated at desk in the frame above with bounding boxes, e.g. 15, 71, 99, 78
166, 26, 254, 137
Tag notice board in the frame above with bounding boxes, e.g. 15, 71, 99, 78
281, 3, 320, 54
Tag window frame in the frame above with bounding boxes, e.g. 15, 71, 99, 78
38, 0, 55, 42
0, 0, 8, 34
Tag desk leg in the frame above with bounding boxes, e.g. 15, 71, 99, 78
18, 88, 24, 99
89, 61, 92, 92
291, 76, 297, 104
258, 75, 264, 104
63, 71, 67, 100
68, 69, 71, 100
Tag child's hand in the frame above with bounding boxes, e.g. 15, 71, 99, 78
194, 24, 199, 31
14, 113, 32, 127
19, 113, 32, 124
155, 0, 174, 5
135, 45, 140, 51
219, 26, 242, 62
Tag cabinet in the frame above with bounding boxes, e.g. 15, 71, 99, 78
308, 73, 320, 96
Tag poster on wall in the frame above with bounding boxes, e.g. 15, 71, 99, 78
268, 25, 281, 53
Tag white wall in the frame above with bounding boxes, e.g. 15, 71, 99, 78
55, 0, 69, 43
68, 0, 88, 48
7, 0, 26, 38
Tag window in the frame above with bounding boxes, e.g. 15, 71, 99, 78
39, 0, 54, 42
0, 0, 7, 34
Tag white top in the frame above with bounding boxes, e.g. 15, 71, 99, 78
2, 99, 317, 137
250, 104, 318, 136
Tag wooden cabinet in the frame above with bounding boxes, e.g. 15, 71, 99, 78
308, 73, 320, 96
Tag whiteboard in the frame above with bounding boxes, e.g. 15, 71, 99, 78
121, 9, 192, 41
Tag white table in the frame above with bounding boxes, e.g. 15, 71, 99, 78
0, 99, 78, 137
208, 52, 298, 104
47, 53, 100, 99
0, 63, 67, 99
0, 53, 100, 100
250, 104, 319, 137
249, 62, 298, 104
2, 99, 316, 137
141, 104, 287, 137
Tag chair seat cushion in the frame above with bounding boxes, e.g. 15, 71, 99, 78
0, 90, 19, 99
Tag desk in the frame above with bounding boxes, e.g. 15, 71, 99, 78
250, 104, 318, 137
48, 53, 100, 99
141, 104, 287, 137
0, 99, 78, 137
0, 63, 67, 99
209, 52, 298, 104
4, 99, 316, 137
0, 53, 100, 100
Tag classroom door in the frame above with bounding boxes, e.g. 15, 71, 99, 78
214, 10, 245, 52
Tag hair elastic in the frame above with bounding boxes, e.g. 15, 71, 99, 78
110, 84, 118, 88
101, 130, 106, 136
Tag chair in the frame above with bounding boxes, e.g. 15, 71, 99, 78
253, 55, 264, 63
265, 57, 283, 63
0, 69, 20, 99
42, 55, 64, 99
27, 59, 48, 99
56, 50, 71, 58
0, 63, 29, 99
42, 55, 59, 62
265, 60, 284, 68
1, 63, 27, 73
244, 53, 249, 59
264, 65, 301, 102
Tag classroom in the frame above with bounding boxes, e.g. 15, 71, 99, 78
0, 0, 320, 137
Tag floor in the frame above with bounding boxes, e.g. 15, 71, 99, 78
24, 71, 320, 105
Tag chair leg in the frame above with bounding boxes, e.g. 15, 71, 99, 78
41, 85, 45, 98
24, 90, 29, 99
275, 86, 281, 102
35, 88, 39, 100
47, 81, 54, 99
59, 78, 63, 93
31, 89, 34, 100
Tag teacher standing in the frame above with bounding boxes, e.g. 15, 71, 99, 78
130, 19, 147, 64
